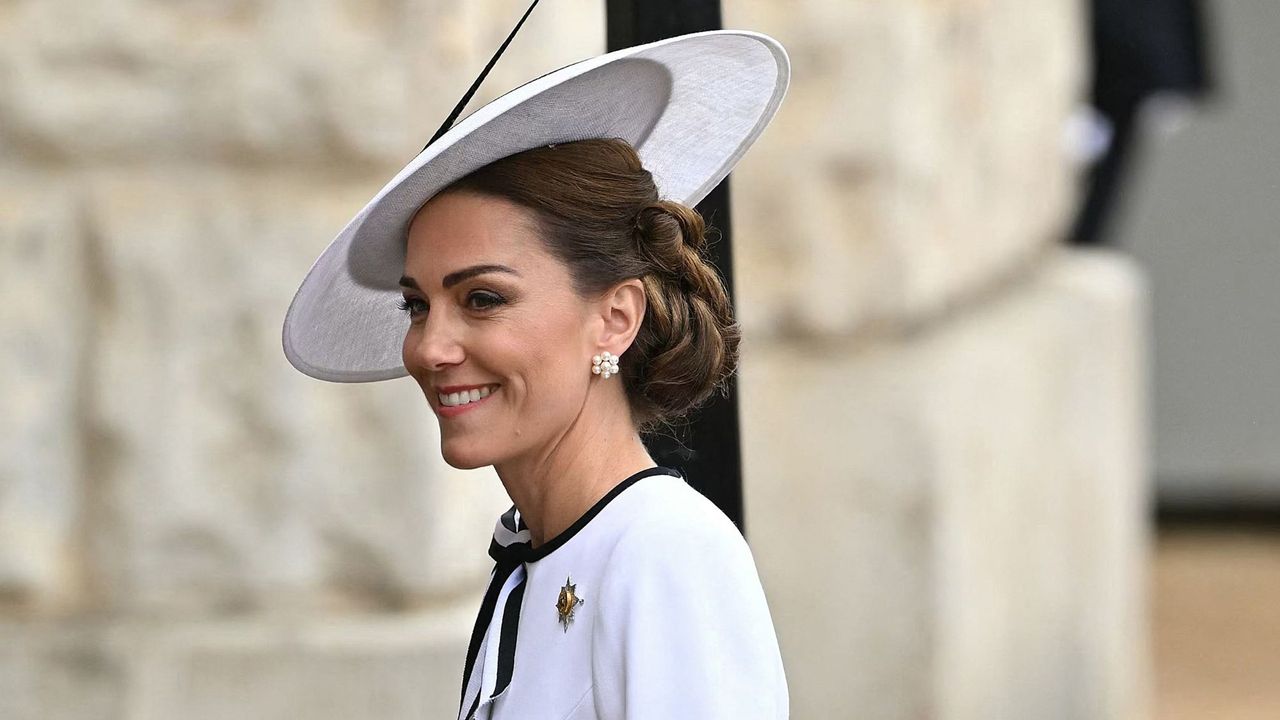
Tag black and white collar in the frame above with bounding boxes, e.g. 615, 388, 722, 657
457, 466, 683, 720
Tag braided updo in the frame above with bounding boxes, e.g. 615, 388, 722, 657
443, 138, 740, 431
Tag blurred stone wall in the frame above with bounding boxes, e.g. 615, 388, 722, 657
729, 1, 1152, 719
0, 1, 602, 717
0, 0, 1150, 719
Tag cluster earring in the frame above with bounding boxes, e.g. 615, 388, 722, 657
592, 351, 620, 379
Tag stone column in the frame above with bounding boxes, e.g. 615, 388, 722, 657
726, 1, 1152, 718
0, 1, 603, 718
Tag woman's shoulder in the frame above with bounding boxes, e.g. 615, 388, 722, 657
615, 471, 744, 536
589, 471, 789, 719
601, 471, 759, 580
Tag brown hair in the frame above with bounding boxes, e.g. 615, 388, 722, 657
444, 138, 740, 432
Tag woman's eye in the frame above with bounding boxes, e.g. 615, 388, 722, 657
397, 297, 427, 317
467, 291, 506, 311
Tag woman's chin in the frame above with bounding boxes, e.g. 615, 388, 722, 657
439, 440, 494, 470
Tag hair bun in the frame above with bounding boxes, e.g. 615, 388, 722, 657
629, 199, 738, 425
633, 200, 711, 284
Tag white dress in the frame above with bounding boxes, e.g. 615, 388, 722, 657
456, 466, 789, 720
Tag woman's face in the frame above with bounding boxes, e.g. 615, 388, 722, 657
400, 190, 601, 470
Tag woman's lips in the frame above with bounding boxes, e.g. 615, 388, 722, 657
436, 385, 498, 419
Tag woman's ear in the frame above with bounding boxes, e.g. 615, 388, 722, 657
595, 278, 646, 354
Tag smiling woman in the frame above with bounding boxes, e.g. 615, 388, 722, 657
403, 141, 786, 720
280, 29, 791, 720
397, 135, 742, 516
400, 139, 738, 445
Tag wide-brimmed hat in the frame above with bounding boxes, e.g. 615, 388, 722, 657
282, 29, 790, 383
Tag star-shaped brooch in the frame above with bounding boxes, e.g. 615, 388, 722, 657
556, 575, 584, 632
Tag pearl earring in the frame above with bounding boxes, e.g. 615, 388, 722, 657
592, 352, 620, 379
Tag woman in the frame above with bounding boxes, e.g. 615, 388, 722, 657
283, 30, 790, 719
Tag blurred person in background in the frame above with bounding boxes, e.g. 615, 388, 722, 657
1069, 0, 1213, 245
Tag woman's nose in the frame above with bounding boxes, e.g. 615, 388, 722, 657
403, 312, 465, 373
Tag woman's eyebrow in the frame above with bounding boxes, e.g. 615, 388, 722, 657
399, 264, 520, 291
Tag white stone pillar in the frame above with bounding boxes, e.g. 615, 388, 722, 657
726, 1, 1152, 718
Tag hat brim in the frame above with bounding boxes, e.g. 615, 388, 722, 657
282, 30, 790, 383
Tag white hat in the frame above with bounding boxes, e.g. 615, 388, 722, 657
282, 29, 790, 383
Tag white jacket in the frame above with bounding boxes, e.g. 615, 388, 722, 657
457, 466, 789, 720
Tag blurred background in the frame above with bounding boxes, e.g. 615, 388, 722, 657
0, 0, 1275, 719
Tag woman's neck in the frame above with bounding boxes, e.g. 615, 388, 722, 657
493, 398, 656, 549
